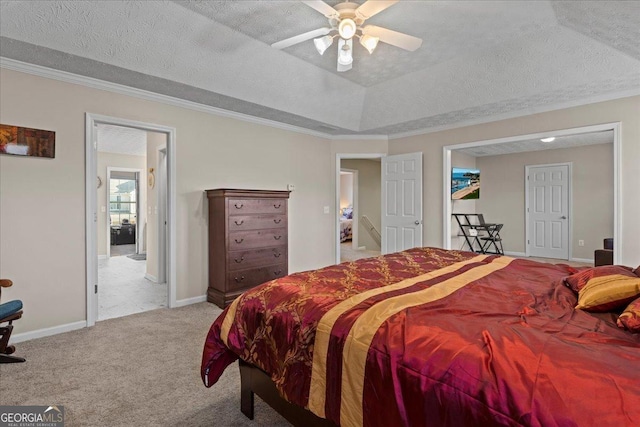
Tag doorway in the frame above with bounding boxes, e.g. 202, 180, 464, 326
336, 154, 384, 263
443, 123, 620, 264
106, 168, 143, 258
86, 114, 176, 327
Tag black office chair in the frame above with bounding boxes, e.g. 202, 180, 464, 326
0, 279, 26, 363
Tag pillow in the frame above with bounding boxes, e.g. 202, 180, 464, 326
570, 268, 640, 312
565, 265, 634, 292
617, 296, 640, 333
342, 207, 353, 219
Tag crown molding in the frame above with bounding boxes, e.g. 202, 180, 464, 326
0, 57, 335, 140
388, 88, 640, 140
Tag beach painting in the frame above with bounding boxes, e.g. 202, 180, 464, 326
0, 124, 56, 158
451, 167, 480, 200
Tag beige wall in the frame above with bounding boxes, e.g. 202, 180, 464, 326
96, 151, 146, 256
339, 173, 353, 209
475, 143, 613, 260
0, 68, 386, 335
389, 95, 640, 267
341, 159, 381, 251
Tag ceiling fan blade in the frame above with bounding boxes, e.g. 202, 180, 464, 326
301, 1, 339, 18
271, 27, 331, 49
355, 0, 399, 20
362, 25, 422, 51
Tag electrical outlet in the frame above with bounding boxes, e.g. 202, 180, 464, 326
578, 240, 584, 247
287, 184, 295, 191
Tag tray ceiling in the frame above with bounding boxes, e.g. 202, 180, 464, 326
1, 1, 638, 136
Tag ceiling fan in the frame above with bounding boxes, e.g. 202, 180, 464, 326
271, 0, 422, 72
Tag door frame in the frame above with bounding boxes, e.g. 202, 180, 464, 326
86, 113, 177, 327
442, 122, 621, 263
335, 153, 385, 265
106, 167, 144, 258
524, 162, 572, 260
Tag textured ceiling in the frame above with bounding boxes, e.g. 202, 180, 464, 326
97, 124, 147, 156
456, 130, 613, 157
0, 1, 639, 136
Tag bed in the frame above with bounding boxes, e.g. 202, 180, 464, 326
340, 218, 353, 242
201, 247, 640, 426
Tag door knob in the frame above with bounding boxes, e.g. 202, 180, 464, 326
415, 220, 421, 225
560, 216, 567, 219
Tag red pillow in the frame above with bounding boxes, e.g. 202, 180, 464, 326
617, 296, 640, 333
565, 265, 634, 292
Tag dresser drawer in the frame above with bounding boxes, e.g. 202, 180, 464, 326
228, 198, 286, 215
226, 263, 288, 292
229, 214, 286, 231
228, 246, 287, 271
229, 229, 287, 250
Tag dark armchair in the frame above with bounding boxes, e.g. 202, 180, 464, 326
594, 238, 614, 267
0, 278, 25, 363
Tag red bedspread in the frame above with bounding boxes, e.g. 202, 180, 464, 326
201, 247, 640, 426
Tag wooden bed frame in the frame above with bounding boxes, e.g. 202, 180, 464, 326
239, 359, 337, 427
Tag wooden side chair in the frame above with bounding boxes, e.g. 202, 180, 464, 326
0, 278, 25, 363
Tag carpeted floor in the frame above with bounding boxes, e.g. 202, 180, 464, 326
340, 242, 381, 263
0, 303, 290, 426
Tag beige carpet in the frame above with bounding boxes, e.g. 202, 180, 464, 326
0, 303, 290, 426
340, 242, 380, 263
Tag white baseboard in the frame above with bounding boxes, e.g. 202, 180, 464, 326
144, 273, 158, 283
11, 320, 87, 344
174, 295, 207, 308
504, 251, 526, 257
571, 257, 594, 264
98, 255, 107, 260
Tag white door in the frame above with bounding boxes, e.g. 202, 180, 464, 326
527, 164, 570, 259
381, 153, 423, 254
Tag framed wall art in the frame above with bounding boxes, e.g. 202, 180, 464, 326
0, 124, 55, 158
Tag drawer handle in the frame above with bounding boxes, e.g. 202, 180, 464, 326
234, 220, 244, 226
234, 238, 244, 244
234, 203, 243, 209
274, 270, 283, 276
274, 235, 282, 240
234, 276, 245, 283
274, 253, 281, 258
273, 218, 282, 224
234, 257, 244, 263
273, 203, 282, 209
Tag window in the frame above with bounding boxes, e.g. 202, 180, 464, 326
109, 178, 137, 225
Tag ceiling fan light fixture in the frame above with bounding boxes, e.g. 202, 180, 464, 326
338, 18, 357, 39
338, 39, 353, 66
314, 35, 334, 55
359, 34, 379, 54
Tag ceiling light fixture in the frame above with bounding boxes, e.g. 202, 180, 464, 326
313, 35, 334, 55
359, 34, 379, 54
271, 1, 423, 72
541, 137, 556, 143
338, 39, 353, 65
338, 18, 357, 39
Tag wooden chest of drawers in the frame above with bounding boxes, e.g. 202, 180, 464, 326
206, 189, 290, 308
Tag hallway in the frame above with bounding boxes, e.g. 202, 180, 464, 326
98, 256, 167, 321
